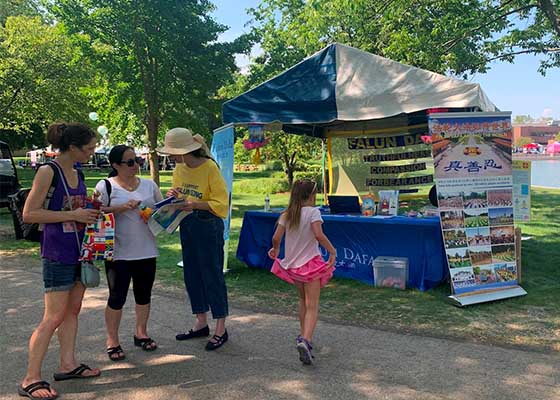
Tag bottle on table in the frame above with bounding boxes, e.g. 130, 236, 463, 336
264, 194, 270, 212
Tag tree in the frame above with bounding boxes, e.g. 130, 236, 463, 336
247, 0, 560, 78
513, 115, 535, 125
555, 132, 560, 141
262, 131, 321, 187
0, 0, 42, 26
0, 16, 91, 134
51, 0, 250, 185
515, 137, 533, 147
0, 124, 46, 150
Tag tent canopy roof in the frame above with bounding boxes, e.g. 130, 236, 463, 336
222, 43, 496, 137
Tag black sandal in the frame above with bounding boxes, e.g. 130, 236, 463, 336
53, 364, 100, 381
205, 329, 228, 351
107, 345, 125, 361
134, 336, 157, 351
18, 381, 58, 400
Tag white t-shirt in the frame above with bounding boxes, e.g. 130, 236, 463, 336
95, 177, 163, 261
278, 206, 323, 269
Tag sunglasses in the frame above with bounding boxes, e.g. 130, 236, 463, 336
119, 157, 144, 167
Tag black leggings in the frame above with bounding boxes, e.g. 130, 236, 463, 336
105, 258, 156, 310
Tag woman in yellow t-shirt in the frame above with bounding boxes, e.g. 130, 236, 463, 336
158, 128, 229, 351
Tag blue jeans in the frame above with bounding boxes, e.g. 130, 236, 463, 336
42, 258, 80, 292
179, 210, 228, 319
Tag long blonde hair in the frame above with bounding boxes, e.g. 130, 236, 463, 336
283, 179, 317, 230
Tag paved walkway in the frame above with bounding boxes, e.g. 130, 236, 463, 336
1, 258, 558, 400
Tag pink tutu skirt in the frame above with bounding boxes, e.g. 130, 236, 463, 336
271, 255, 334, 288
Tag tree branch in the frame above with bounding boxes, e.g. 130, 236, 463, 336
482, 48, 560, 64
442, 3, 538, 54
538, 0, 560, 36
1, 86, 22, 114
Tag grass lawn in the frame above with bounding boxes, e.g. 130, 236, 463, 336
1, 168, 558, 352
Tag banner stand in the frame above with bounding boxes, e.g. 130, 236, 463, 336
449, 286, 527, 307
212, 124, 235, 272
429, 112, 527, 306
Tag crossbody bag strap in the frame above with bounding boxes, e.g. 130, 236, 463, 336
104, 179, 112, 207
50, 161, 83, 253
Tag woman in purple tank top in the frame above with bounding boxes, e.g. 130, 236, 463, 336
18, 123, 101, 400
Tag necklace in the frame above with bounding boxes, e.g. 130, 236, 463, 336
116, 177, 139, 192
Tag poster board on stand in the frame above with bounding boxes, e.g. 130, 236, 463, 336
212, 124, 235, 271
429, 112, 526, 306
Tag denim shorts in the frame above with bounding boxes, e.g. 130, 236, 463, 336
42, 258, 81, 292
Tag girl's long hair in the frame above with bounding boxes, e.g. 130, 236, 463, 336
283, 179, 317, 231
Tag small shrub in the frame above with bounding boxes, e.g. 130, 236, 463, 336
265, 160, 284, 171
294, 169, 322, 186
233, 176, 290, 195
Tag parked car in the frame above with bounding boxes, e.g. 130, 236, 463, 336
0, 141, 20, 208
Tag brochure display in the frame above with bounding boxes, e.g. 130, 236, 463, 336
360, 193, 376, 216
377, 190, 399, 216
429, 112, 526, 306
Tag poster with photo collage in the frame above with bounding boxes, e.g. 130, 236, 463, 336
429, 112, 519, 295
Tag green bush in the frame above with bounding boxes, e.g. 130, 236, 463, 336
233, 176, 290, 195
293, 171, 321, 185
294, 164, 322, 186
264, 160, 284, 171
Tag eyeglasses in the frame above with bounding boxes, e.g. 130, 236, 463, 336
119, 157, 144, 167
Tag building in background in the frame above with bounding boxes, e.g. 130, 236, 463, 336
513, 123, 559, 145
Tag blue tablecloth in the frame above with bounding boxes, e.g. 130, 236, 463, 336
236, 210, 449, 291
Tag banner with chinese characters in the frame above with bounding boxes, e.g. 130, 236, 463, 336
512, 160, 531, 221
328, 126, 433, 196
429, 112, 525, 304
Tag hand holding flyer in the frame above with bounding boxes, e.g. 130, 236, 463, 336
147, 196, 191, 235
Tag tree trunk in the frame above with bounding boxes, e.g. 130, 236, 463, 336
282, 150, 294, 187
286, 166, 294, 187
147, 111, 160, 186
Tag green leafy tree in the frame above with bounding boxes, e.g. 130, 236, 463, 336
51, 0, 250, 184
262, 132, 321, 187
0, 124, 46, 150
233, 135, 252, 165
513, 115, 535, 124
515, 137, 533, 147
247, 0, 560, 78
0, 16, 91, 134
0, 0, 43, 26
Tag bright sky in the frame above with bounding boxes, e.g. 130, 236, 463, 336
211, 0, 560, 120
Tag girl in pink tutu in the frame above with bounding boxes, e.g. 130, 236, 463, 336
268, 179, 336, 365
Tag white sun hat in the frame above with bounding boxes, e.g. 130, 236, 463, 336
157, 127, 209, 155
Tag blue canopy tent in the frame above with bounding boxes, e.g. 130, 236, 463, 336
224, 44, 499, 291
223, 43, 496, 135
